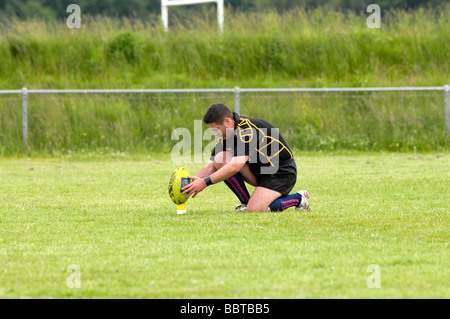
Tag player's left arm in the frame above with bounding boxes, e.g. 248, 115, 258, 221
182, 155, 249, 199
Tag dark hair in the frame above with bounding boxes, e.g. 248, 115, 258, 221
203, 103, 233, 124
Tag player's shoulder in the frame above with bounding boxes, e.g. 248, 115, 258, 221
239, 116, 273, 130
236, 117, 256, 143
239, 116, 274, 139
236, 116, 250, 128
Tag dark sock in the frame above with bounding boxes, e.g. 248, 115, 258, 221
224, 173, 250, 205
269, 193, 302, 212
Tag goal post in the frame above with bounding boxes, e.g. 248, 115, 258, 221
161, 0, 224, 33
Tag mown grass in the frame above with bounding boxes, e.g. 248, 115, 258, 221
0, 7, 449, 154
0, 152, 448, 298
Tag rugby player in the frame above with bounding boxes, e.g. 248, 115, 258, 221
182, 103, 311, 213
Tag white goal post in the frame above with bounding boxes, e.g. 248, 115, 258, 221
161, 0, 224, 32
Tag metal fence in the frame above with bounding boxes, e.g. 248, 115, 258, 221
0, 85, 449, 149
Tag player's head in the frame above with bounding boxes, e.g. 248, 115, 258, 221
203, 103, 234, 139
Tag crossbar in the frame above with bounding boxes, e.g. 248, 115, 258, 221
161, 0, 224, 33
164, 0, 218, 6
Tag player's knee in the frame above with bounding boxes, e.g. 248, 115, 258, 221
213, 151, 232, 170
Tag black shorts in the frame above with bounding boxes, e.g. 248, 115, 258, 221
255, 159, 297, 196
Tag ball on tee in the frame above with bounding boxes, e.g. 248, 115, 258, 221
168, 167, 192, 206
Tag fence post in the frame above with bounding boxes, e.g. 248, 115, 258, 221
22, 87, 28, 149
445, 84, 449, 134
234, 86, 240, 114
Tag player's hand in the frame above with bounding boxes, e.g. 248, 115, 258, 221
182, 176, 207, 199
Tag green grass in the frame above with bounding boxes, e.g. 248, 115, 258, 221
1, 7, 449, 89
1, 90, 449, 155
0, 152, 448, 298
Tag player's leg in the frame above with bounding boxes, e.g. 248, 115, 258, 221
246, 187, 311, 213
237, 162, 257, 187
256, 160, 311, 212
268, 190, 311, 212
213, 151, 254, 207
246, 186, 282, 212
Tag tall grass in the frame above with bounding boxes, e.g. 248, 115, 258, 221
1, 7, 449, 88
0, 90, 447, 156
0, 7, 449, 155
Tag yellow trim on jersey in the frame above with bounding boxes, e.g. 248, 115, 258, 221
236, 117, 293, 166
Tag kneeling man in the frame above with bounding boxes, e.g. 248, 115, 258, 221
182, 103, 311, 213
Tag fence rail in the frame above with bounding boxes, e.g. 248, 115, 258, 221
0, 85, 449, 149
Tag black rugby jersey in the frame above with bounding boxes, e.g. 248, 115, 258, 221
210, 112, 294, 176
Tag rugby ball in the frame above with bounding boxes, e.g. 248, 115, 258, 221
168, 167, 192, 205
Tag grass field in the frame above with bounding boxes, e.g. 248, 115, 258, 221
0, 151, 448, 298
